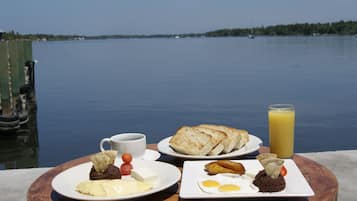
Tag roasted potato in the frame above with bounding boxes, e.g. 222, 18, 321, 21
204, 162, 236, 175
217, 160, 245, 175
204, 160, 246, 175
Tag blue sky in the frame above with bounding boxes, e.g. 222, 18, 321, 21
1, 0, 356, 35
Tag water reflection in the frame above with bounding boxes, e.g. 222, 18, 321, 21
0, 107, 38, 169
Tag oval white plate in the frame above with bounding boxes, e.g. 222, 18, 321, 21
52, 160, 181, 200
126, 149, 160, 161
157, 134, 262, 159
140, 149, 161, 160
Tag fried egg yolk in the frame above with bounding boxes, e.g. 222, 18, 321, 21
218, 184, 241, 192
201, 180, 220, 188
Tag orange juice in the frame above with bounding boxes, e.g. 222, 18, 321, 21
268, 104, 295, 158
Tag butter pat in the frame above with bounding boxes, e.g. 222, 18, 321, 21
131, 168, 158, 186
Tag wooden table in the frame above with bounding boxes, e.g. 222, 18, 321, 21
27, 145, 338, 201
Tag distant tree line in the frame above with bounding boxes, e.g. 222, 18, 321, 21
206, 20, 357, 37
1, 30, 85, 41
84, 33, 203, 40
1, 20, 357, 41
1, 31, 203, 41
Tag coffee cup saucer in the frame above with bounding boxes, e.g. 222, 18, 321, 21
138, 149, 161, 161
115, 149, 161, 161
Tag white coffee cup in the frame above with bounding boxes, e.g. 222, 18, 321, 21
99, 133, 146, 158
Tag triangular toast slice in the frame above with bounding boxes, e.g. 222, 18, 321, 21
169, 126, 217, 155
198, 124, 241, 153
194, 126, 227, 155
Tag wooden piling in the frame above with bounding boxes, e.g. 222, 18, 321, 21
0, 40, 35, 131
17, 41, 25, 88
0, 42, 12, 115
8, 41, 20, 102
24, 41, 33, 62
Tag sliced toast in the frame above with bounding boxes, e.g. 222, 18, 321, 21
198, 124, 241, 153
169, 126, 217, 156
194, 126, 227, 155
208, 143, 225, 156
230, 128, 249, 149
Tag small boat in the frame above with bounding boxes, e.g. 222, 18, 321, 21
248, 34, 255, 39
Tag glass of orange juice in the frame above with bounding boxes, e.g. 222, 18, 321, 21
268, 104, 295, 158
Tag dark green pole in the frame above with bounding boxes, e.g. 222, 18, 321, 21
17, 40, 25, 88
9, 41, 19, 98
0, 41, 12, 114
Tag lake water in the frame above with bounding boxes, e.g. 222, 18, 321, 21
2, 36, 357, 168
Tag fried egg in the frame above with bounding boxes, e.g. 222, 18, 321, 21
197, 174, 258, 194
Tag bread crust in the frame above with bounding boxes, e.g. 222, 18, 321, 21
169, 124, 250, 156
198, 124, 240, 153
199, 124, 250, 151
169, 126, 216, 155
194, 126, 227, 156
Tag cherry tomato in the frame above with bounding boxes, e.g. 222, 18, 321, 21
280, 166, 287, 176
120, 163, 133, 175
121, 153, 132, 164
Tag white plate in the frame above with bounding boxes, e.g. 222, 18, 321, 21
180, 159, 314, 199
136, 149, 161, 161
157, 134, 262, 159
52, 160, 181, 200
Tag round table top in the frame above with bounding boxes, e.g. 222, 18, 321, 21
27, 145, 338, 201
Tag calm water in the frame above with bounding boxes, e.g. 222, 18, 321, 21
3, 36, 357, 168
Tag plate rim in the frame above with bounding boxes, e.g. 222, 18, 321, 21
157, 134, 263, 159
179, 159, 315, 199
51, 160, 181, 200
141, 149, 161, 161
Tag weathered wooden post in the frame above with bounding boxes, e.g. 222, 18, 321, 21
0, 41, 11, 115
1, 40, 35, 131
0, 41, 20, 130
17, 41, 25, 88
8, 40, 20, 106
24, 41, 35, 103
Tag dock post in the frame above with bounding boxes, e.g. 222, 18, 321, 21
8, 41, 20, 108
0, 41, 12, 115
17, 41, 25, 88
0, 40, 34, 132
24, 41, 35, 104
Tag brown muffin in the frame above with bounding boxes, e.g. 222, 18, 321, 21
89, 164, 121, 180
253, 170, 286, 192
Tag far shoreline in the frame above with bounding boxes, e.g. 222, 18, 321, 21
2, 20, 357, 42
30, 34, 357, 43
